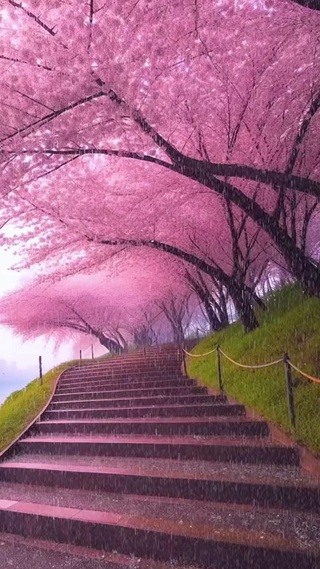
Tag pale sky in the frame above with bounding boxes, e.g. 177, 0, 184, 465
0, 249, 75, 404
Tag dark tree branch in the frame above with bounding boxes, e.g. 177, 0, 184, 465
16, 90, 55, 112
287, 91, 320, 174
0, 54, 52, 71
290, 0, 320, 10
88, 0, 94, 52
96, 236, 232, 285
8, 1, 57, 35
23, 156, 80, 186
14, 147, 173, 171
12, 146, 320, 198
274, 91, 320, 221
0, 92, 106, 144
300, 201, 318, 254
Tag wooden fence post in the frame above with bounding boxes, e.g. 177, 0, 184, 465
39, 355, 43, 386
216, 345, 224, 394
283, 352, 296, 430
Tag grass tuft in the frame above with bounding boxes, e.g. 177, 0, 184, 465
0, 358, 93, 454
187, 285, 320, 455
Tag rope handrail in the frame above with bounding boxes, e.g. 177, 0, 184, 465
183, 347, 217, 357
287, 360, 320, 385
218, 347, 283, 370
183, 344, 320, 385
182, 342, 320, 432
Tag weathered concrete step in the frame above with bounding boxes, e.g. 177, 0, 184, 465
61, 369, 182, 382
16, 435, 300, 465
0, 499, 317, 568
53, 384, 206, 401
33, 416, 269, 437
68, 356, 179, 368
5, 453, 313, 480
62, 365, 182, 378
48, 394, 225, 410
62, 363, 181, 371
58, 373, 183, 388
42, 403, 246, 420
63, 356, 181, 374
56, 377, 194, 394
60, 370, 184, 385
1, 461, 318, 513
7, 454, 313, 485
0, 532, 197, 569
65, 357, 180, 365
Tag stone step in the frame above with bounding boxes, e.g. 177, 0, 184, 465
66, 352, 180, 363
1, 460, 318, 512
42, 403, 246, 421
0, 532, 199, 569
67, 364, 181, 374
71, 354, 179, 365
58, 374, 183, 388
48, 394, 225, 411
3, 453, 314, 486
56, 377, 195, 393
16, 435, 300, 465
59, 371, 183, 383
0, 499, 317, 568
64, 362, 181, 372
63, 353, 180, 372
53, 384, 206, 401
61, 367, 182, 380
33, 416, 270, 437
3, 345, 318, 569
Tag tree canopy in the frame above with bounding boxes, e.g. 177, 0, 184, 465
0, 0, 319, 345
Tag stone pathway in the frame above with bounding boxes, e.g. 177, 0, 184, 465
0, 345, 319, 568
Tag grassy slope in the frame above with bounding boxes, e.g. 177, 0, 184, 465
0, 358, 93, 454
187, 286, 320, 455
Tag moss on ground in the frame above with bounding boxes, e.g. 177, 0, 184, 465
187, 285, 320, 455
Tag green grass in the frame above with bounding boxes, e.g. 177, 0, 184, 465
0, 349, 125, 454
187, 285, 320, 455
0, 358, 94, 454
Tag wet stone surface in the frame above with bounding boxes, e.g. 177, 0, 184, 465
0, 482, 319, 550
8, 454, 318, 485
1, 349, 320, 566
0, 533, 199, 569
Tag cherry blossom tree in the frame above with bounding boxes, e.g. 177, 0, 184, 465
132, 312, 159, 348
157, 292, 193, 347
0, 253, 202, 349
0, 0, 320, 301
184, 270, 230, 332
0, 276, 132, 352
0, 154, 300, 332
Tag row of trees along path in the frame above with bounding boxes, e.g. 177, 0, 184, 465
0, 345, 319, 568
0, 1, 320, 340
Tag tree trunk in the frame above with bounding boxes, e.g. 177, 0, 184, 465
288, 255, 320, 296
175, 157, 320, 297
230, 285, 259, 333
203, 298, 225, 331
172, 323, 185, 348
97, 332, 124, 353
252, 291, 267, 311
190, 276, 227, 331
105, 87, 320, 297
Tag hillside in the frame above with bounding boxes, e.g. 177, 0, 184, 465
0, 361, 79, 454
2, 286, 320, 458
187, 286, 320, 455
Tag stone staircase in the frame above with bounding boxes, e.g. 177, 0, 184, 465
0, 345, 319, 568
